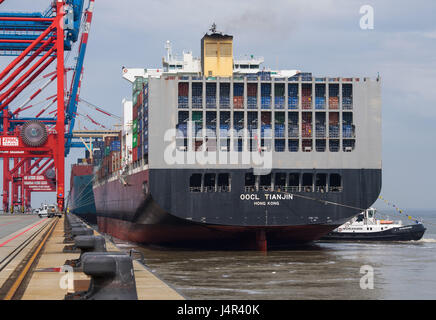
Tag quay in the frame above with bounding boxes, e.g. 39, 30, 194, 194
0, 214, 184, 300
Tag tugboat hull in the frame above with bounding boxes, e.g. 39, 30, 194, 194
320, 224, 426, 241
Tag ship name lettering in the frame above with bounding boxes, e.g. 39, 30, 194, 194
240, 194, 260, 201
267, 201, 279, 206
265, 194, 293, 200
254, 201, 266, 206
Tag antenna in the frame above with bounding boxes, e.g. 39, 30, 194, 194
165, 40, 172, 61
210, 23, 217, 34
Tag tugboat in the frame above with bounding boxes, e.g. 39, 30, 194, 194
320, 208, 426, 241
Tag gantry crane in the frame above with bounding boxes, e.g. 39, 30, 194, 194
0, 0, 95, 212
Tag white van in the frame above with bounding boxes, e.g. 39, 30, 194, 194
38, 204, 59, 218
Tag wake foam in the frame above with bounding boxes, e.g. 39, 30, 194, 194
417, 238, 436, 243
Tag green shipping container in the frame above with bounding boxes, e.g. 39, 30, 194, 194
274, 84, 285, 96
133, 119, 138, 133
275, 112, 285, 124
133, 77, 144, 93
133, 91, 140, 106
192, 111, 203, 123
105, 146, 110, 156
132, 134, 138, 148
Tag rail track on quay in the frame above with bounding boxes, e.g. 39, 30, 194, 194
0, 217, 58, 300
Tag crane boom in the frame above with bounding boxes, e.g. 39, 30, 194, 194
65, 0, 95, 155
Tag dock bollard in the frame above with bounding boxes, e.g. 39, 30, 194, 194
64, 222, 85, 235
65, 252, 138, 300
63, 227, 93, 244
65, 215, 81, 226
64, 235, 107, 269
63, 224, 87, 248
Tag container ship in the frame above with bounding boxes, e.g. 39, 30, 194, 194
68, 152, 97, 224
85, 27, 382, 249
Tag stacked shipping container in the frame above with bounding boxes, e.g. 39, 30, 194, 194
247, 83, 257, 109
261, 83, 271, 109
315, 84, 326, 109
143, 82, 149, 156
178, 82, 188, 108
342, 84, 353, 110
288, 83, 298, 109
220, 83, 230, 108
302, 84, 312, 109
233, 82, 244, 109
274, 83, 285, 109
192, 82, 202, 108
206, 83, 216, 108
302, 112, 312, 137
329, 84, 339, 109
171, 75, 356, 155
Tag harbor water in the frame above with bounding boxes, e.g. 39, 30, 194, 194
105, 209, 436, 300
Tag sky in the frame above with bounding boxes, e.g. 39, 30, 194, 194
0, 0, 435, 210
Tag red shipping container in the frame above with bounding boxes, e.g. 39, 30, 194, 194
133, 147, 138, 162
138, 91, 143, 107
247, 83, 257, 96
261, 112, 271, 124
108, 157, 113, 174
302, 96, 312, 109
104, 136, 115, 147
178, 82, 189, 96
329, 112, 339, 125
302, 123, 312, 137
329, 97, 339, 109
133, 105, 138, 119
70, 164, 93, 189
233, 96, 244, 109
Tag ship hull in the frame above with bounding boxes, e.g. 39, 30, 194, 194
93, 168, 382, 249
320, 224, 426, 242
70, 171, 97, 224
97, 215, 337, 249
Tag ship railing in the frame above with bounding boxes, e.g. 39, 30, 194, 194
329, 186, 343, 192
204, 186, 216, 193
244, 186, 257, 192
282, 186, 299, 193
302, 186, 313, 192
260, 186, 273, 192
217, 186, 231, 192
315, 186, 327, 193
274, 186, 286, 192
190, 187, 202, 193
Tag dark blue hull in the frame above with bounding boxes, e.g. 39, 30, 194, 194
94, 168, 382, 248
320, 224, 426, 241
70, 174, 97, 224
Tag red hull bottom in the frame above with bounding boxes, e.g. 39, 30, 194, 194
97, 216, 338, 250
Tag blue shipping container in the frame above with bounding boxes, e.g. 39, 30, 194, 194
110, 141, 121, 152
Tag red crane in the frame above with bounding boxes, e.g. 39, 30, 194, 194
0, 1, 92, 212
